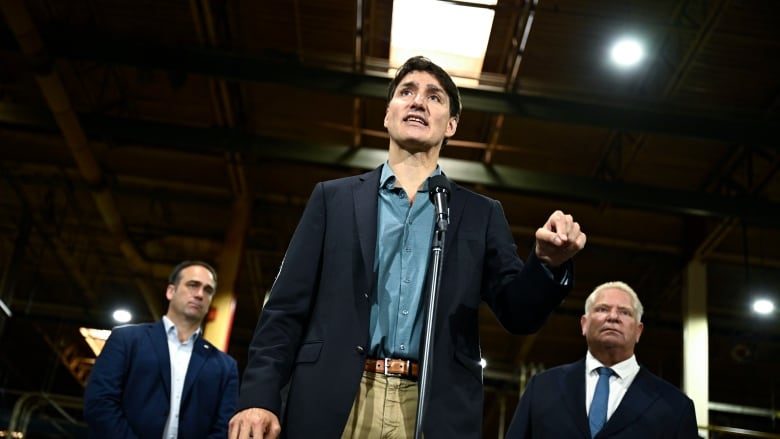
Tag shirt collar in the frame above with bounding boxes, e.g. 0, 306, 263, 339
585, 350, 639, 379
379, 162, 442, 190
162, 315, 201, 342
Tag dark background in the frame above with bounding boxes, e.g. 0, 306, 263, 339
1, 0, 779, 437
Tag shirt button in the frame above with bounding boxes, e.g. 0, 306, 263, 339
402, 309, 409, 315
400, 344, 406, 351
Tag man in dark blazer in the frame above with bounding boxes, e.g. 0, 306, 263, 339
84, 260, 239, 438
506, 281, 700, 438
228, 56, 587, 439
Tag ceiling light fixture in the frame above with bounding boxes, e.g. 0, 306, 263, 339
389, 0, 497, 86
112, 308, 132, 323
0, 298, 12, 318
609, 37, 644, 68
752, 298, 775, 316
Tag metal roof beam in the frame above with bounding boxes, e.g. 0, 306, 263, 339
2, 103, 779, 225
2, 29, 773, 146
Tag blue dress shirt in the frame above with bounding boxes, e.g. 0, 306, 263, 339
368, 163, 440, 361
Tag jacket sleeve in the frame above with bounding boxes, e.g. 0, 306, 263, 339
208, 354, 240, 438
83, 328, 139, 439
675, 397, 701, 439
481, 198, 573, 334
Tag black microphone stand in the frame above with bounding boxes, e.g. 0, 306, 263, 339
414, 193, 448, 439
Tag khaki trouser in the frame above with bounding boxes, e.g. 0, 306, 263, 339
341, 371, 419, 439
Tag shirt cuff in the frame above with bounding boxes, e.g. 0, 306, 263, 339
542, 263, 571, 286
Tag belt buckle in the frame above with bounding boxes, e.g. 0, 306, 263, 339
383, 358, 412, 378
383, 358, 394, 377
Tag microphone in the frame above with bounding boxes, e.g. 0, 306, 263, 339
428, 175, 451, 231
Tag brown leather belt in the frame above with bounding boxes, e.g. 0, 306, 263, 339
364, 358, 419, 380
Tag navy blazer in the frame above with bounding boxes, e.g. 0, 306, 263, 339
236, 166, 573, 439
506, 358, 700, 439
84, 320, 239, 438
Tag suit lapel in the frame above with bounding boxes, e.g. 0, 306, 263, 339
560, 359, 591, 438
150, 321, 172, 397
442, 176, 463, 265
182, 336, 210, 402
601, 367, 659, 435
354, 167, 380, 292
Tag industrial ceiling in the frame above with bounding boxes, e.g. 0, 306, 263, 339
0, 0, 779, 437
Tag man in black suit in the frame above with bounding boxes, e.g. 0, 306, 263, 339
506, 280, 700, 438
227, 56, 587, 439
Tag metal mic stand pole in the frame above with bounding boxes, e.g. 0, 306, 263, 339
414, 223, 447, 439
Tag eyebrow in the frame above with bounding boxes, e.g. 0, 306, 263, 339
398, 80, 445, 95
186, 279, 216, 290
594, 303, 634, 312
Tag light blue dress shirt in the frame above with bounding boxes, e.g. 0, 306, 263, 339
162, 316, 201, 439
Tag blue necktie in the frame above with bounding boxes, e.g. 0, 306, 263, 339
589, 367, 614, 438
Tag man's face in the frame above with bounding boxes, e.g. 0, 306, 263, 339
384, 70, 458, 150
166, 265, 216, 323
580, 287, 643, 353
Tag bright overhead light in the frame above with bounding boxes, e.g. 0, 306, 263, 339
480, 358, 487, 368
610, 37, 644, 68
389, 0, 497, 86
752, 298, 775, 315
113, 308, 132, 323
0, 298, 12, 317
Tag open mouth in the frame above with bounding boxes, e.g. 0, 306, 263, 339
404, 115, 428, 126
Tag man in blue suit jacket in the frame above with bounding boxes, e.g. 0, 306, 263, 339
84, 260, 239, 438
228, 56, 587, 439
507, 281, 700, 438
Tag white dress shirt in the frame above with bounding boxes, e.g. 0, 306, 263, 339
585, 351, 640, 421
162, 316, 200, 439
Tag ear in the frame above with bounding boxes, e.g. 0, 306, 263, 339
635, 322, 644, 343
384, 108, 390, 128
445, 116, 458, 138
165, 284, 175, 301
580, 314, 588, 336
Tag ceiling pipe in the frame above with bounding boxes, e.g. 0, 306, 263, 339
506, 0, 536, 91
7, 392, 85, 436
0, 209, 30, 338
0, 0, 168, 319
350, 0, 366, 148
